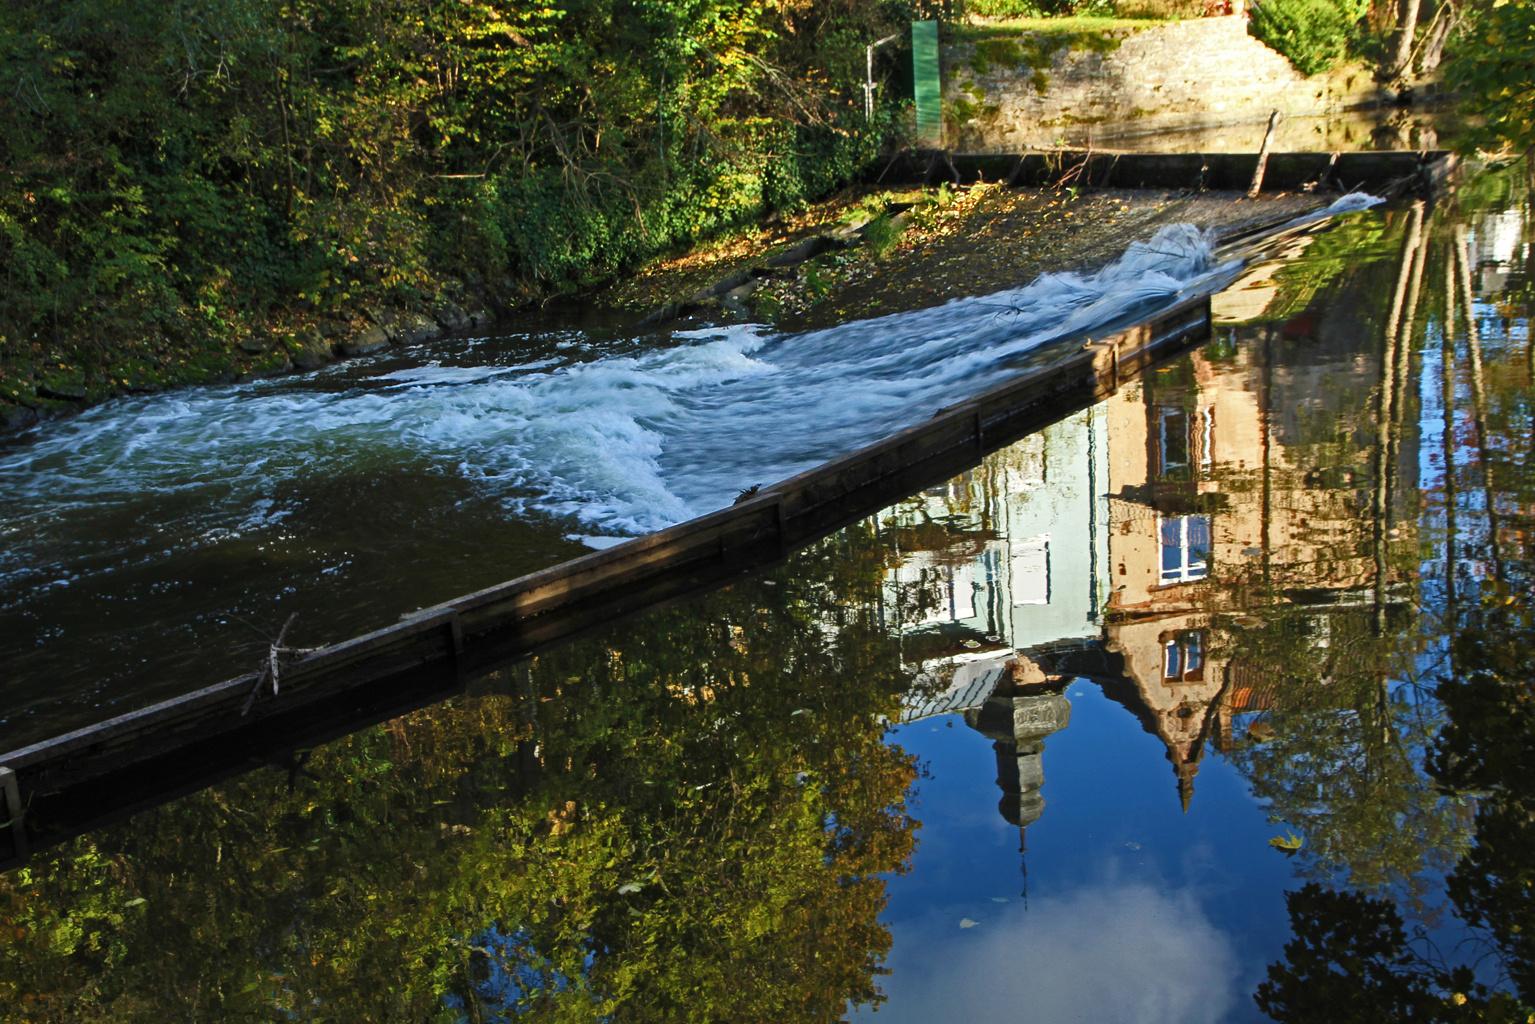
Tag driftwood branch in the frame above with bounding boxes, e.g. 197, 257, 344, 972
1247, 110, 1282, 199
241, 613, 317, 716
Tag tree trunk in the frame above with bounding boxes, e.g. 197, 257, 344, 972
1420, 5, 1453, 74
1392, 0, 1425, 80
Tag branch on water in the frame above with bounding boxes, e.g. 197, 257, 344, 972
240, 613, 319, 716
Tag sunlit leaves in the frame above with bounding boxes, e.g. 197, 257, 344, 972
1445, 2, 1535, 156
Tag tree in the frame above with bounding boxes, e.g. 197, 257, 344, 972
1444, 1, 1535, 156
0, 525, 922, 1021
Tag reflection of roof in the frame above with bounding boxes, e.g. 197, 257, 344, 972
902, 652, 1013, 722
1225, 661, 1280, 712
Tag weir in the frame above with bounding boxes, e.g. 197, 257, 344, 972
889, 148, 1457, 194
0, 297, 1208, 868
0, 193, 1404, 868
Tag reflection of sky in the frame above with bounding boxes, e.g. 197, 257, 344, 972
859, 685, 1294, 1023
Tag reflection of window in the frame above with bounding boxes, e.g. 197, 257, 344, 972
1200, 407, 1215, 469
1155, 406, 1215, 477
1158, 408, 1189, 471
1163, 631, 1206, 682
1160, 515, 1211, 583
1010, 536, 1049, 606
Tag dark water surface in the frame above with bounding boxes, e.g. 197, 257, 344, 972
2, 163, 1533, 1021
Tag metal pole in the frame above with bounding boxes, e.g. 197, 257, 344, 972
866, 33, 900, 121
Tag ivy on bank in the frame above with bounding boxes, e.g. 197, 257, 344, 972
0, 0, 915, 417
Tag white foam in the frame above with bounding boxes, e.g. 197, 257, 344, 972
567, 534, 632, 551
376, 358, 560, 387
0, 210, 1369, 558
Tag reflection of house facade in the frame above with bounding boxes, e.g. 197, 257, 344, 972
889, 235, 1413, 822
1100, 291, 1402, 807
880, 405, 1109, 658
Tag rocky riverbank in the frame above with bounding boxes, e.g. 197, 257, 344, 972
593, 180, 1329, 332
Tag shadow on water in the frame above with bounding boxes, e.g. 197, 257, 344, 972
2, 161, 1535, 1022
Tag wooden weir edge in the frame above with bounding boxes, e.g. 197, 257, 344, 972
892, 150, 1457, 195
0, 292, 1213, 867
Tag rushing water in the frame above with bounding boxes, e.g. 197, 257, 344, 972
1, 167, 1532, 1022
0, 209, 1305, 746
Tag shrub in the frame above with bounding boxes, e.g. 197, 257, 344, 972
863, 213, 906, 259
1248, 0, 1367, 76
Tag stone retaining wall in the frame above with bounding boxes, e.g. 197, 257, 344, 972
945, 16, 1387, 152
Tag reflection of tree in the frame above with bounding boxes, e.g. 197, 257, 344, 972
1254, 882, 1518, 1023
1212, 208, 1466, 912
1432, 595, 1535, 1005
1256, 168, 1535, 1020
0, 525, 919, 1021
1223, 605, 1468, 919
1256, 595, 1535, 1024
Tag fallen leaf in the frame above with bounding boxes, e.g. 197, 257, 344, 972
1269, 831, 1304, 854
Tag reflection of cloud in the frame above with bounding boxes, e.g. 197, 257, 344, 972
854, 884, 1242, 1024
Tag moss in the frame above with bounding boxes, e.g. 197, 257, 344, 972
1017, 34, 1066, 70
1064, 30, 1124, 54
249, 348, 292, 373
943, 17, 1149, 44
947, 96, 981, 132
970, 38, 1025, 74
1044, 111, 1113, 126
951, 25, 1129, 96
945, 94, 1004, 133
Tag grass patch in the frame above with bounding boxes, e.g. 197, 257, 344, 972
944, 17, 1152, 44
863, 214, 906, 259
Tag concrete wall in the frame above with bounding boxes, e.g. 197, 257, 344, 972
943, 16, 1386, 152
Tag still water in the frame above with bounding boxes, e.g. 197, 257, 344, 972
1, 164, 1532, 1021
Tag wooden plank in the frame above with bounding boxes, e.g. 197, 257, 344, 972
910, 150, 1448, 193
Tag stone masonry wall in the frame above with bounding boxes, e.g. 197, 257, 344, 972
944, 16, 1384, 152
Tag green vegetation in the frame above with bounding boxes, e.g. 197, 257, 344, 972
863, 212, 907, 258
0, 526, 920, 1020
971, 36, 1027, 71
1445, 1, 1535, 156
0, 0, 908, 420
1248, 0, 1368, 75
966, 0, 1121, 17
942, 17, 1144, 45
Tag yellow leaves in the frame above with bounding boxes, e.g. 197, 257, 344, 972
1269, 830, 1304, 853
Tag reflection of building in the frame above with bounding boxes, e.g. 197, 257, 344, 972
964, 662, 1072, 842
880, 405, 1109, 661
1099, 258, 1412, 808
891, 222, 1419, 821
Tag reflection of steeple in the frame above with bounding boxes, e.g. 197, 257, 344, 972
1177, 759, 1197, 814
962, 656, 1072, 833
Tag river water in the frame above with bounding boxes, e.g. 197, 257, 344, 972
1, 165, 1532, 1021
0, 209, 1274, 746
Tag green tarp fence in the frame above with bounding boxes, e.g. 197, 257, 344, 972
912, 20, 942, 148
